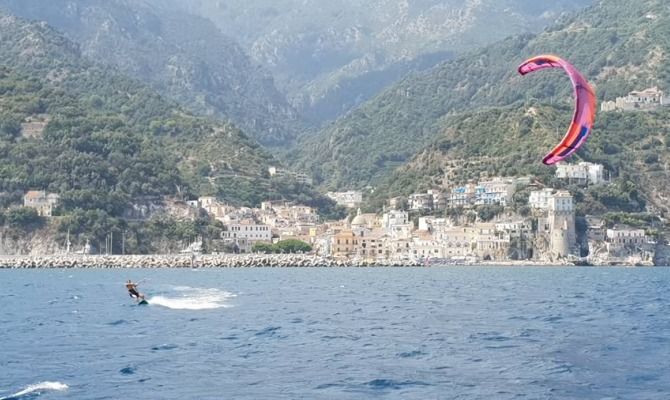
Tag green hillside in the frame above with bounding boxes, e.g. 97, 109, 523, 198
0, 12, 276, 199
0, 0, 304, 146
368, 104, 669, 215
292, 0, 670, 190
0, 13, 339, 252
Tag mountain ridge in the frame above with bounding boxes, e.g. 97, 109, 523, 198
184, 0, 593, 124
0, 0, 305, 146
291, 0, 670, 191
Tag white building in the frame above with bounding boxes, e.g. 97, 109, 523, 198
495, 220, 533, 239
382, 210, 409, 229
529, 188, 555, 210
409, 236, 444, 259
448, 183, 476, 208
556, 162, 606, 185
221, 221, 272, 252
418, 217, 450, 232
432, 226, 478, 258
327, 191, 363, 208
475, 224, 511, 261
476, 178, 515, 206
606, 225, 646, 247
601, 87, 667, 112
448, 178, 515, 208
604, 225, 649, 258
382, 210, 414, 239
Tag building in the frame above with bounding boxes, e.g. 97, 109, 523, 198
198, 196, 217, 208
350, 209, 379, 230
332, 229, 357, 258
418, 217, 450, 232
409, 232, 444, 259
356, 229, 386, 259
547, 191, 576, 259
428, 190, 447, 211
601, 87, 667, 112
448, 183, 476, 208
382, 210, 409, 229
385, 237, 413, 260
20, 115, 50, 139
586, 216, 606, 242
327, 191, 363, 209
271, 203, 319, 225
388, 196, 406, 210
605, 225, 649, 259
495, 220, 533, 239
409, 193, 433, 211
476, 178, 516, 206
606, 225, 646, 247
447, 178, 515, 208
529, 188, 555, 210
475, 223, 511, 261
268, 166, 313, 185
431, 226, 478, 258
555, 162, 606, 186
23, 191, 60, 217
495, 220, 533, 260
197, 196, 235, 219
221, 221, 272, 253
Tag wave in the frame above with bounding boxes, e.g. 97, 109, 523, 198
0, 382, 68, 400
148, 287, 234, 310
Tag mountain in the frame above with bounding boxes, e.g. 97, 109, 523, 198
292, 0, 670, 193
184, 0, 593, 123
0, 10, 279, 203
0, 12, 340, 251
0, 0, 303, 146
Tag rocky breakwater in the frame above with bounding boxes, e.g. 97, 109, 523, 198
0, 254, 422, 268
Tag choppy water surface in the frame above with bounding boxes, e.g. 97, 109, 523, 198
1, 267, 670, 399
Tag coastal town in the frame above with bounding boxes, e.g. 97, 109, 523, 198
3, 86, 668, 267
9, 158, 662, 267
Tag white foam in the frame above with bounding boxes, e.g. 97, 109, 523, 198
148, 288, 235, 310
1, 381, 68, 400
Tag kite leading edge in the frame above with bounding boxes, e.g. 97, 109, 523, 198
518, 54, 597, 165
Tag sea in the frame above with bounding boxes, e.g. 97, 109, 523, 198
1, 267, 669, 400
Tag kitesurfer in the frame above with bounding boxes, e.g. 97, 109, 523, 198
125, 279, 144, 300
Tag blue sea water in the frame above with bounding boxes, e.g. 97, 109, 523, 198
1, 267, 670, 399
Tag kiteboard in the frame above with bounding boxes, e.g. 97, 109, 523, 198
137, 298, 149, 305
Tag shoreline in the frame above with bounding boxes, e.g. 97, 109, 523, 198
0, 254, 652, 268
0, 254, 422, 268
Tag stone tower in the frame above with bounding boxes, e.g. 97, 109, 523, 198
548, 191, 576, 259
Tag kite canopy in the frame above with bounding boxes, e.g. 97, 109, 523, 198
518, 55, 596, 165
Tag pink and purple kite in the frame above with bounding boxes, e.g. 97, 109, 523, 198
518, 54, 597, 165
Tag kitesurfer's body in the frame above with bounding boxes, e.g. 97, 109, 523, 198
125, 280, 144, 300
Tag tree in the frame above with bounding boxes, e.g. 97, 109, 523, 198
251, 239, 313, 254
5, 207, 44, 229
477, 205, 503, 222
275, 239, 312, 254
252, 242, 275, 254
